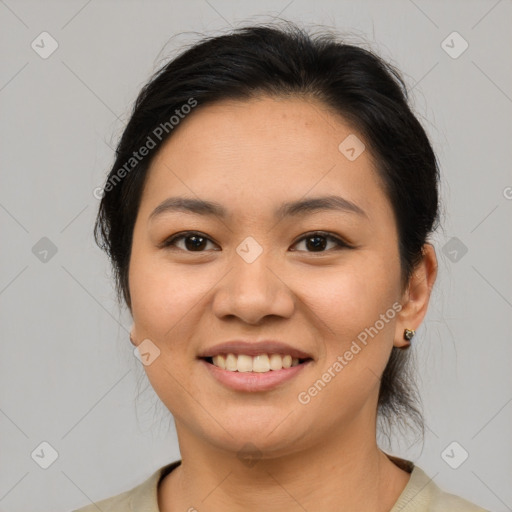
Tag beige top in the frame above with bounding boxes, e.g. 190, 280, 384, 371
72, 457, 489, 511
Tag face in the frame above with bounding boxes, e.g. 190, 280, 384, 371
128, 95, 408, 457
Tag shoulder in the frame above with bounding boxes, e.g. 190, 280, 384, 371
390, 464, 490, 512
431, 490, 489, 511
72, 485, 134, 512
71, 460, 181, 512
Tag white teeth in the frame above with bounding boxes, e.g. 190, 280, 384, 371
209, 353, 306, 372
237, 354, 253, 372
225, 353, 237, 371
212, 354, 226, 369
269, 353, 283, 370
253, 354, 270, 373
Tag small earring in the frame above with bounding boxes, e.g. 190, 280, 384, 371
403, 328, 415, 341
401, 328, 415, 349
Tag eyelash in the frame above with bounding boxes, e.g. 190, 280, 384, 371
160, 230, 353, 253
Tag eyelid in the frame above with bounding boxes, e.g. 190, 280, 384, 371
160, 230, 353, 252
290, 231, 353, 251
159, 230, 219, 250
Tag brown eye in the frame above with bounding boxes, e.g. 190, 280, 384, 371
162, 232, 218, 252
291, 232, 351, 253
161, 230, 351, 253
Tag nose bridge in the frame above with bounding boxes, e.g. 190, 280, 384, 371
212, 237, 294, 324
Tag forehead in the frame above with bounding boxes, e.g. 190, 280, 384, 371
139, 96, 390, 224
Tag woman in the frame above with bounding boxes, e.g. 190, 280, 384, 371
74, 22, 489, 512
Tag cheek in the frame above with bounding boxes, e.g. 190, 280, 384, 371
129, 252, 205, 340
128, 254, 207, 413
301, 254, 400, 333
298, 253, 401, 395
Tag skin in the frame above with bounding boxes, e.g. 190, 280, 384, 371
128, 95, 438, 512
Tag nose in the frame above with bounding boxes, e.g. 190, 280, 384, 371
212, 250, 295, 325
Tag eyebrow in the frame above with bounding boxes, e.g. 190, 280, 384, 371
148, 195, 367, 222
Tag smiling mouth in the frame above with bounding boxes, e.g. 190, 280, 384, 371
201, 353, 312, 373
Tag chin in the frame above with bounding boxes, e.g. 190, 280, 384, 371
195, 412, 310, 456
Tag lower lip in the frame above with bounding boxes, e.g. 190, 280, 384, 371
200, 359, 311, 392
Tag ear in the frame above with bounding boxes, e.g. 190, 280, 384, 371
129, 324, 138, 347
394, 243, 438, 348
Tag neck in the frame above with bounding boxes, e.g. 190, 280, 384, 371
158, 419, 411, 512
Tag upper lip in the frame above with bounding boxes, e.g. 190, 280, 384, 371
198, 340, 314, 360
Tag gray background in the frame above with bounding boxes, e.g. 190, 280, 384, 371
1, 1, 511, 511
